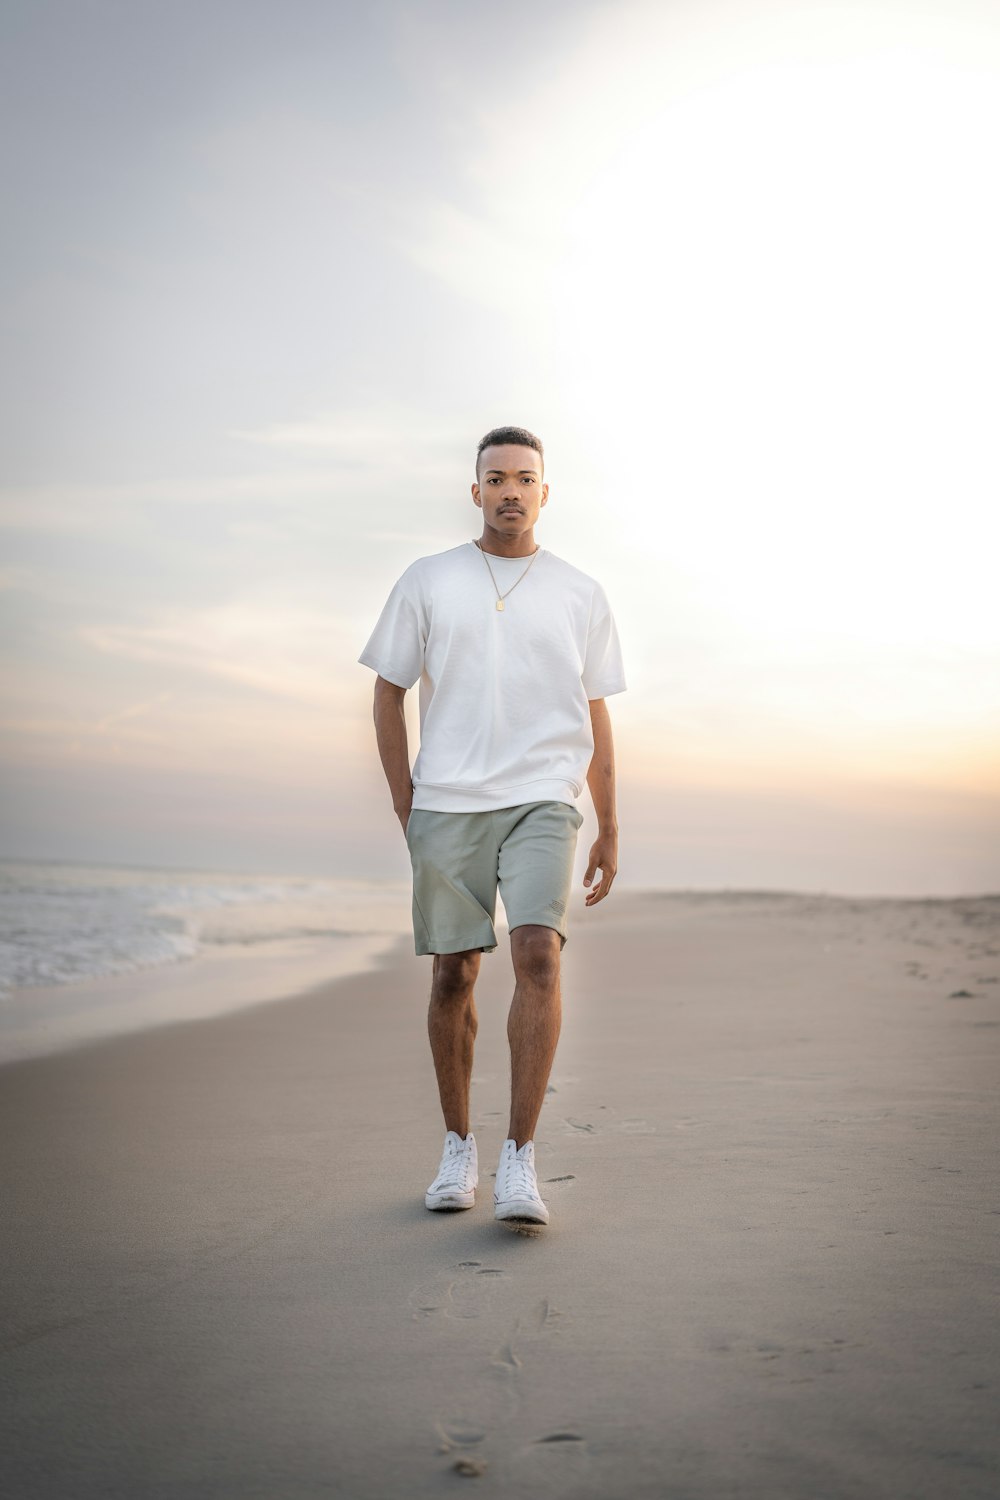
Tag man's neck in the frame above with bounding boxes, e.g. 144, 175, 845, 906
476, 527, 539, 558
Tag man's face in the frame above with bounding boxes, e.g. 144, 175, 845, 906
471, 444, 549, 536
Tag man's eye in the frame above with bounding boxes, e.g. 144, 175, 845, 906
522, 476, 535, 484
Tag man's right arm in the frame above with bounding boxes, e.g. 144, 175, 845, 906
372, 676, 413, 833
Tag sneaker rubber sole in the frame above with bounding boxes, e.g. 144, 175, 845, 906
425, 1186, 476, 1211
494, 1196, 549, 1226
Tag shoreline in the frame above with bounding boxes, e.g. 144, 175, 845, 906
4, 885, 996, 1070
0, 928, 406, 1067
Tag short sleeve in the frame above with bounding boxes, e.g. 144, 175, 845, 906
358, 571, 425, 689
582, 587, 627, 699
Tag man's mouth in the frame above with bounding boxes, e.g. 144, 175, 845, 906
499, 507, 522, 515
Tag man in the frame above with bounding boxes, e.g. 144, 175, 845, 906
358, 425, 625, 1229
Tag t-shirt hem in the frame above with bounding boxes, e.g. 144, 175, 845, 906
412, 778, 580, 813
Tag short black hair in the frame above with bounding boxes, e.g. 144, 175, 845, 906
476, 425, 544, 477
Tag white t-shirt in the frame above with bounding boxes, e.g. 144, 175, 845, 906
359, 540, 626, 812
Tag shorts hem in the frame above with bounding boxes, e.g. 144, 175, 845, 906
506, 918, 570, 950
415, 930, 498, 957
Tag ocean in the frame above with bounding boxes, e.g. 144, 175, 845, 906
0, 858, 414, 1063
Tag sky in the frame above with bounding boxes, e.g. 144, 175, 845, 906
1, 0, 998, 895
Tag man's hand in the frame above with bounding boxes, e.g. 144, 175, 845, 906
397, 803, 412, 837
583, 830, 618, 906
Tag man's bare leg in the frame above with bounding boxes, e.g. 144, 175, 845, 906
427, 950, 482, 1137
507, 925, 562, 1147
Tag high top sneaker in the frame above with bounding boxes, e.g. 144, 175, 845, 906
493, 1138, 549, 1226
425, 1130, 478, 1211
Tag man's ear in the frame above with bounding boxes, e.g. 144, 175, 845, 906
539, 482, 550, 507
471, 481, 483, 510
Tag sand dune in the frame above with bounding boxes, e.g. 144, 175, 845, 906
1, 890, 997, 1498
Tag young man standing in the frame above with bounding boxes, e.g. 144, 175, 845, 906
359, 426, 625, 1229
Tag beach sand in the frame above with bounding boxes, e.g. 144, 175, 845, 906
1, 890, 998, 1499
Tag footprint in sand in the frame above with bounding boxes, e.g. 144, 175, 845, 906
434, 1353, 522, 1453
434, 1297, 567, 1448
436, 1420, 487, 1452
408, 1262, 509, 1322
434, 1298, 563, 1468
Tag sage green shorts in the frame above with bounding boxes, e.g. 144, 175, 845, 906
405, 800, 586, 956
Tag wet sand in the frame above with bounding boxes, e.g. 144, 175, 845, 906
1, 890, 998, 1498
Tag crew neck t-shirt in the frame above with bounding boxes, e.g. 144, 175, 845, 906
358, 540, 626, 812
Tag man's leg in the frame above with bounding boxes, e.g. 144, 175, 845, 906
428, 949, 482, 1137
506, 925, 562, 1148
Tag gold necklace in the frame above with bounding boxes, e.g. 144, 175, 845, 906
473, 539, 542, 611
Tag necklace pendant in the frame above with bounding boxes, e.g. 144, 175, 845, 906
496, 599, 505, 611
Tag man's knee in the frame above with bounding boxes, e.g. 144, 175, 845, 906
431, 950, 481, 1003
511, 925, 561, 988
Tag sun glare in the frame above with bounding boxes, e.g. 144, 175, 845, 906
542, 26, 999, 659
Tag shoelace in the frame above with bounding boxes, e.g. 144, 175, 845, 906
436, 1142, 475, 1191
502, 1151, 540, 1201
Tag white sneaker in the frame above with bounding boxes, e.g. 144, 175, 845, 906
493, 1138, 549, 1226
425, 1130, 478, 1211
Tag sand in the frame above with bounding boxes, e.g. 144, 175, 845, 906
1, 890, 998, 1499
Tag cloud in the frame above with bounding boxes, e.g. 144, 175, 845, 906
78, 604, 357, 706
95, 693, 174, 733
225, 408, 461, 456
0, 396, 476, 543
0, 472, 340, 535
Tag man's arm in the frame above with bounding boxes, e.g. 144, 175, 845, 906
372, 676, 413, 833
583, 697, 618, 905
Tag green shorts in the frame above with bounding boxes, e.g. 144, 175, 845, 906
405, 800, 586, 956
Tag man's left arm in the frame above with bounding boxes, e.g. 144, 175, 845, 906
583, 697, 618, 906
